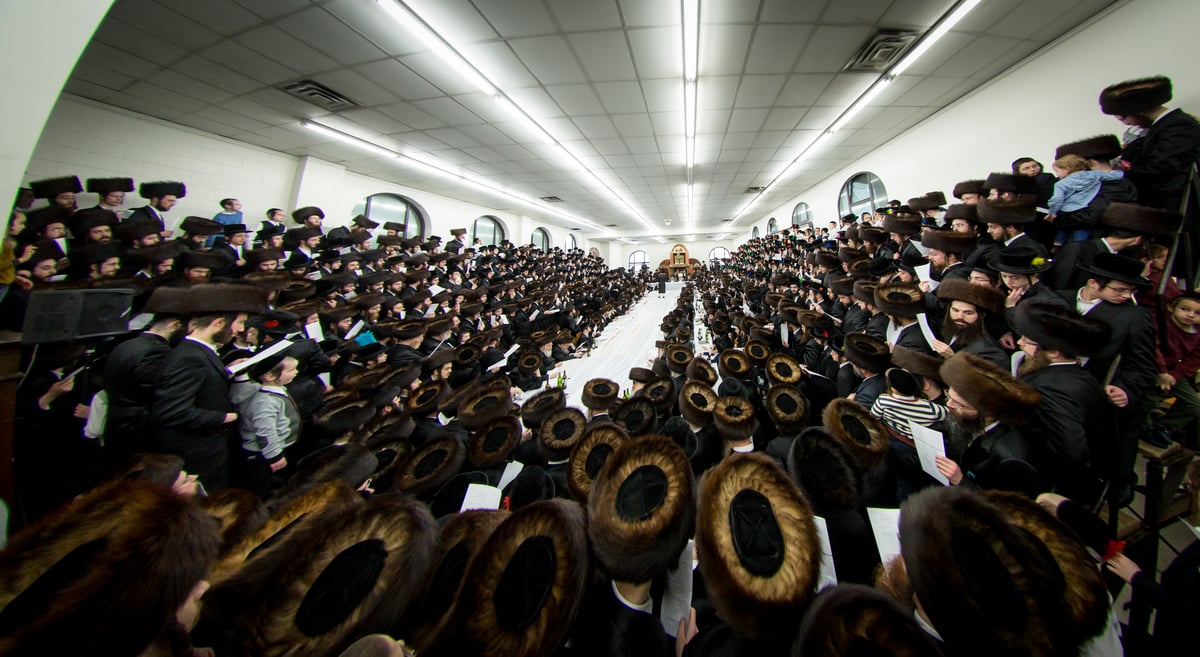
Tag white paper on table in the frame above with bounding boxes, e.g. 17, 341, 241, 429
497, 461, 525, 490
812, 516, 839, 591
303, 321, 324, 342
660, 539, 695, 637
914, 263, 931, 282
915, 313, 938, 349
867, 507, 903, 567
460, 483, 502, 512
908, 420, 950, 486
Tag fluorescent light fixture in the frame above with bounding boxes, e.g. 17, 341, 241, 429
682, 0, 699, 179
682, 0, 699, 82
829, 78, 891, 133
686, 183, 694, 225
891, 0, 984, 76
375, 0, 496, 96
301, 121, 398, 159
493, 96, 555, 146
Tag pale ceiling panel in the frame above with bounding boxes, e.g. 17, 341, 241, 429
204, 41, 300, 85
612, 113, 655, 138
793, 25, 875, 74
618, 0, 677, 27
546, 84, 605, 116
745, 25, 813, 74
727, 108, 769, 133
312, 69, 399, 107
458, 41, 541, 88
567, 31, 638, 82
819, 0, 894, 24
275, 8, 388, 66
548, 0, 623, 32
734, 75, 786, 108
697, 108, 732, 134
324, 0, 423, 56
510, 35, 588, 84
406, 0, 498, 44
760, 0, 827, 22
628, 27, 683, 79
700, 25, 754, 76
236, 25, 340, 74
596, 81, 648, 114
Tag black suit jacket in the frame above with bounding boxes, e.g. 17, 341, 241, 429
125, 206, 165, 231
103, 332, 172, 456
1020, 363, 1115, 498
893, 322, 934, 356
960, 423, 1040, 496
1005, 233, 1049, 259
1057, 290, 1157, 404
1125, 108, 1200, 210
1045, 239, 1106, 291
152, 339, 234, 489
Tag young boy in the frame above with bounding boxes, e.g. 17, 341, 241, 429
1046, 154, 1125, 246
231, 354, 301, 495
1143, 292, 1200, 447
871, 367, 948, 501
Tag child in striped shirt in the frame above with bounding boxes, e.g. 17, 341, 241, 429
871, 368, 948, 501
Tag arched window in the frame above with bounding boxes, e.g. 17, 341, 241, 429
351, 193, 425, 238
792, 202, 813, 227
531, 227, 550, 252
627, 250, 649, 271
471, 215, 505, 247
564, 233, 577, 251
752, 226, 760, 239
837, 172, 888, 219
709, 246, 730, 261
767, 217, 778, 234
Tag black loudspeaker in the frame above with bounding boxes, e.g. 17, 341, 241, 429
22, 289, 135, 343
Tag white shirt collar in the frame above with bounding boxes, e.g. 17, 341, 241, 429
1004, 233, 1024, 247
1076, 289, 1103, 315
611, 581, 653, 613
185, 335, 220, 355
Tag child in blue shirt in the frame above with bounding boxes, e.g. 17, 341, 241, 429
1046, 154, 1124, 246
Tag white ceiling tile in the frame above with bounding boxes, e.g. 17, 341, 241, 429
988, 0, 1070, 39
338, 107, 413, 135
541, 117, 585, 140
596, 81, 647, 113
244, 87, 330, 120
697, 108, 731, 133
701, 25, 754, 76
236, 25, 340, 74
1030, 0, 1116, 42
460, 123, 516, 146
144, 69, 235, 103
793, 25, 874, 73
223, 95, 315, 127
812, 72, 876, 106
189, 105, 272, 132
412, 97, 484, 126
377, 102, 447, 130
354, 59, 443, 101
728, 108, 769, 132
721, 132, 757, 150
699, 76, 739, 110
777, 73, 835, 107
702, 0, 761, 24
892, 76, 965, 107
649, 111, 683, 136
159, 0, 263, 35
474, 0, 559, 37
233, 0, 310, 20
69, 60, 136, 91
323, 0, 422, 55
762, 107, 803, 130
760, 0, 827, 22
796, 105, 841, 129
619, 0, 677, 27
510, 36, 588, 84
624, 136, 659, 154
276, 8, 388, 66
970, 40, 1042, 80
641, 78, 682, 113
879, 0, 956, 29
63, 77, 122, 102
121, 81, 209, 113
405, 0, 498, 44
455, 42, 539, 89
398, 51, 481, 95
734, 75, 786, 107
819, 0, 893, 24
751, 130, 790, 149
612, 113, 655, 137
204, 41, 300, 85
392, 131, 451, 151
108, 1, 223, 50
572, 115, 619, 140
170, 56, 262, 95
92, 19, 188, 63
745, 25, 812, 74
312, 69, 400, 107
952, 0, 1021, 33
425, 127, 482, 148
628, 28, 682, 79
546, 84, 605, 115
718, 149, 748, 164
548, 0, 623, 31
567, 31, 638, 82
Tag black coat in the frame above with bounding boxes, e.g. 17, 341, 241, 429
124, 206, 166, 231
1005, 233, 1050, 259
1020, 363, 1115, 501
893, 322, 934, 356
840, 304, 868, 334
851, 374, 886, 410
103, 332, 172, 457
959, 423, 1040, 496
572, 580, 674, 657
151, 339, 235, 490
1124, 108, 1200, 210
387, 343, 425, 368
1044, 238, 1109, 291
956, 334, 1010, 371
1057, 291, 1157, 405
864, 312, 888, 340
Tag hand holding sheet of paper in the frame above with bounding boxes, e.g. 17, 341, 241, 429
908, 420, 950, 486
867, 507, 902, 567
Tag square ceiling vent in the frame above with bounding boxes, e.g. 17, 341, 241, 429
278, 79, 359, 112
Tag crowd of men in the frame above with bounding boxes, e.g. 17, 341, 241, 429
1, 75, 1199, 657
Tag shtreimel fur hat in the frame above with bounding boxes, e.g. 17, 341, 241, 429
1099, 75, 1171, 116
939, 351, 1040, 424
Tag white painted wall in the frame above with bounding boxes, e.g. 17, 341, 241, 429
25, 95, 595, 257
743, 0, 1200, 245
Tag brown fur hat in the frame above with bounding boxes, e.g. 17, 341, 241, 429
766, 384, 808, 435
713, 395, 756, 441
718, 348, 752, 380
882, 214, 922, 236
858, 226, 888, 244
953, 179, 985, 199
986, 491, 1110, 647
935, 278, 1005, 315
982, 172, 1037, 196
455, 499, 589, 657
794, 584, 944, 657
766, 352, 803, 385
582, 378, 620, 412
977, 197, 1037, 225
939, 352, 1040, 424
291, 205, 325, 223
457, 380, 513, 431
538, 407, 587, 461
822, 399, 889, 468
899, 487, 1074, 657
613, 396, 657, 436
890, 346, 946, 385
640, 376, 676, 415
277, 443, 379, 498
567, 422, 629, 501
686, 356, 718, 385
1010, 302, 1111, 358
463, 414, 519, 469
0, 482, 220, 656
85, 177, 134, 194
1055, 134, 1123, 161
787, 428, 862, 511
696, 453, 820, 640
394, 436, 467, 497
679, 380, 718, 427
843, 333, 891, 374
1099, 75, 1172, 116
944, 203, 978, 224
588, 436, 695, 582
1101, 201, 1182, 238
920, 227, 977, 255
815, 250, 842, 269
853, 280, 878, 306
198, 488, 269, 551
212, 481, 362, 586
666, 344, 694, 374
205, 494, 438, 657
405, 380, 449, 417
826, 273, 856, 297
28, 175, 82, 199
185, 283, 268, 315
407, 510, 510, 653
873, 283, 923, 319
629, 366, 658, 384
521, 387, 566, 430
744, 338, 771, 366
314, 399, 376, 437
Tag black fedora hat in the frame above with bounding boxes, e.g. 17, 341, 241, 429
1077, 252, 1150, 287
987, 246, 1052, 274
